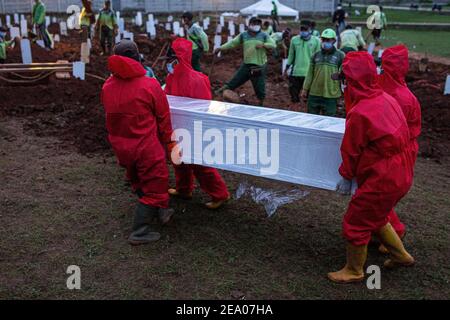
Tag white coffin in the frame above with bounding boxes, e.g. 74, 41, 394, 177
168, 96, 345, 191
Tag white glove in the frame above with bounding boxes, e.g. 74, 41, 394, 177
336, 178, 352, 195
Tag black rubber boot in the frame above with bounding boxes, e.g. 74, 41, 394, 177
128, 203, 161, 245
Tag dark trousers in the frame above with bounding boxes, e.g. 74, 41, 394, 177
288, 76, 305, 103
191, 48, 203, 72
227, 64, 267, 101
100, 26, 113, 53
37, 23, 52, 49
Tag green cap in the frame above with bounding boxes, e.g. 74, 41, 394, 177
321, 28, 337, 39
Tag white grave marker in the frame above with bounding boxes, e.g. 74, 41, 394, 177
229, 23, 235, 36
239, 24, 245, 33
54, 34, 60, 42
165, 23, 171, 31
123, 31, 134, 41
282, 58, 288, 75
173, 21, 180, 35
60, 21, 68, 36
45, 16, 50, 27
73, 61, 85, 80
220, 15, 225, 27
20, 19, 28, 37
20, 39, 32, 64
179, 27, 184, 37
115, 32, 121, 44
378, 49, 384, 58
216, 24, 222, 34
168, 15, 173, 23
14, 14, 19, 25
36, 40, 45, 48
9, 27, 20, 39
444, 75, 450, 95
118, 18, 125, 34
136, 12, 142, 26
213, 35, 222, 50
6, 15, 11, 27
367, 42, 376, 55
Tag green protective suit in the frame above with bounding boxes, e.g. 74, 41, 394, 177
32, 1, 46, 25
340, 29, 366, 52
220, 30, 276, 66
303, 47, 345, 99
287, 35, 321, 77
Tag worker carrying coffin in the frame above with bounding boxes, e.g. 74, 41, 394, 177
164, 38, 231, 209
102, 40, 180, 245
377, 44, 421, 253
215, 17, 276, 106
328, 51, 415, 283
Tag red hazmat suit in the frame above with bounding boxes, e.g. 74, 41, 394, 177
339, 51, 413, 246
164, 38, 230, 202
102, 55, 173, 208
378, 45, 421, 237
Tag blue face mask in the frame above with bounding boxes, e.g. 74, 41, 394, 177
322, 41, 334, 50
0, 32, 6, 39
300, 31, 311, 39
166, 60, 178, 74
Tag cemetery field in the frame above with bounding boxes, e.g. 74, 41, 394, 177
0, 25, 450, 299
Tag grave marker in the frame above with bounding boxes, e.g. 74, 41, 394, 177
136, 12, 143, 26
14, 14, 19, 25
60, 21, 68, 36
20, 19, 28, 37
73, 61, 85, 80
20, 39, 32, 64
9, 27, 20, 39
367, 42, 375, 55
173, 21, 180, 35
444, 75, 450, 95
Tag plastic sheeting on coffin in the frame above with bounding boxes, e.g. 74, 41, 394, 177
167, 95, 345, 191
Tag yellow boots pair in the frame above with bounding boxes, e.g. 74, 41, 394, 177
328, 223, 415, 283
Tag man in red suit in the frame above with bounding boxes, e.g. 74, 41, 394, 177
329, 51, 415, 283
377, 45, 421, 253
164, 38, 230, 209
102, 40, 178, 245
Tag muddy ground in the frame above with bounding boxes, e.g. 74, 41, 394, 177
0, 25, 449, 299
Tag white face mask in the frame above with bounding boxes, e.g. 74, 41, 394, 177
249, 25, 261, 32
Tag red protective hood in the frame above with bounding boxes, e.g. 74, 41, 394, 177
379, 44, 409, 87
171, 38, 193, 68
343, 51, 383, 112
108, 55, 146, 79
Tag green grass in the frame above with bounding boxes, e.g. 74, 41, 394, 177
371, 28, 450, 58
299, 21, 450, 58
346, 8, 450, 24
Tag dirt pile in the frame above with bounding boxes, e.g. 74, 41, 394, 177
406, 61, 450, 162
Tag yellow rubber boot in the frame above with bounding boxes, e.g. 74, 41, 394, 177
378, 232, 405, 254
376, 223, 414, 269
205, 196, 231, 210
327, 243, 367, 283
168, 188, 192, 200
